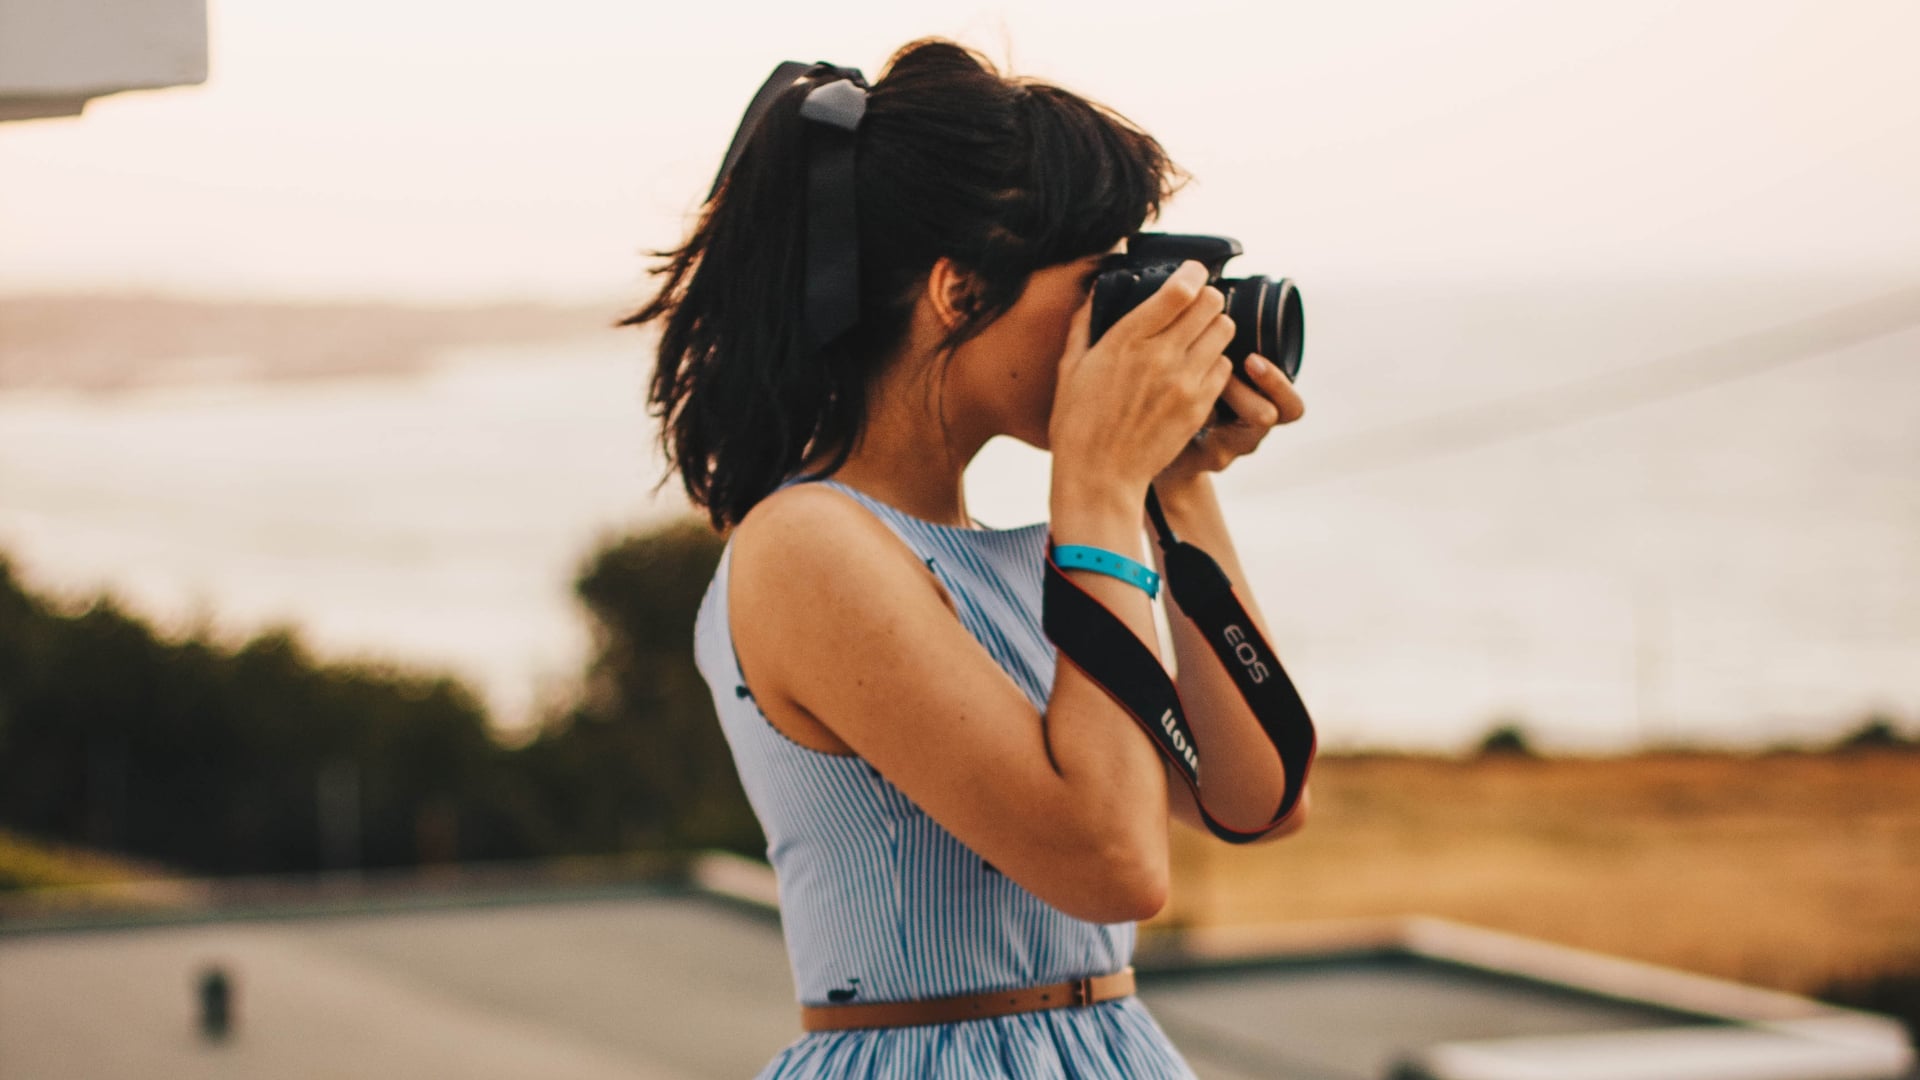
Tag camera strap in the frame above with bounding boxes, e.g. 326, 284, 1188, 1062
1043, 487, 1315, 843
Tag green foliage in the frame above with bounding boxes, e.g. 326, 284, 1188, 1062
0, 554, 527, 877
1832, 713, 1915, 753
519, 519, 763, 857
1476, 720, 1539, 759
0, 516, 761, 882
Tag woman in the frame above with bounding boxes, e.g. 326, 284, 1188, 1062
627, 38, 1307, 1079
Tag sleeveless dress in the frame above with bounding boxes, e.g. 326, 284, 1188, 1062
692, 478, 1197, 1079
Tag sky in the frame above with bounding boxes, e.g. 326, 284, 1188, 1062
1, 0, 1917, 304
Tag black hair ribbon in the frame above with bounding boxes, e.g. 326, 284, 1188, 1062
710, 60, 870, 352
1044, 488, 1317, 843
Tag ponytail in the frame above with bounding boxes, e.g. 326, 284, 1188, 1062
625, 39, 1183, 528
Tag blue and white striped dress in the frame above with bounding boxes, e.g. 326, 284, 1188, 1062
693, 477, 1197, 1079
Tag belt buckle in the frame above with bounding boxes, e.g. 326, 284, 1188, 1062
1069, 975, 1094, 1006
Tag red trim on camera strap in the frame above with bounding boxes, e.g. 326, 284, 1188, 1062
1042, 488, 1316, 843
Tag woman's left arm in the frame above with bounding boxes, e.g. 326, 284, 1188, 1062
1150, 354, 1312, 842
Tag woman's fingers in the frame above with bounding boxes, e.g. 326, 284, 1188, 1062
1109, 260, 1210, 340
1203, 353, 1235, 397
1058, 293, 1095, 381
1217, 371, 1280, 429
1243, 354, 1305, 424
1182, 310, 1235, 377
1157, 282, 1227, 352
1066, 290, 1093, 354
1155, 352, 1308, 483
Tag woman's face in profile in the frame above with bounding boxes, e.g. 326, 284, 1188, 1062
952, 249, 1114, 451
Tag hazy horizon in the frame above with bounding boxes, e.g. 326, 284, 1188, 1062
4, 273, 1914, 749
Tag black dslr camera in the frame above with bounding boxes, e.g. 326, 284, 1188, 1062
1088, 234, 1304, 392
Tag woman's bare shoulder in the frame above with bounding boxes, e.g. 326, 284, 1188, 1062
730, 482, 920, 586
726, 483, 951, 701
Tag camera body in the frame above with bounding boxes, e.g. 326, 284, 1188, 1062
1088, 233, 1304, 384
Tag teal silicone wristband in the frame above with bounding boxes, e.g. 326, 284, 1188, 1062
1051, 544, 1161, 599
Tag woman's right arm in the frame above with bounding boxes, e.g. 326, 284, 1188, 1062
729, 261, 1234, 925
731, 482, 1170, 923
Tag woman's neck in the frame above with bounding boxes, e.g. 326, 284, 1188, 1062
815, 351, 991, 529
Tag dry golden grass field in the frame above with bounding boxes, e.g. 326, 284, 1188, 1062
1155, 750, 1920, 996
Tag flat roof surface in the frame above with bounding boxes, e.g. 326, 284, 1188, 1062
1, 889, 1909, 1079
2, 891, 795, 1080
1142, 957, 1710, 1079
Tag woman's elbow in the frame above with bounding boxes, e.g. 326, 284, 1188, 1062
1106, 852, 1171, 922
1251, 786, 1311, 844
1023, 780, 1173, 922
1061, 835, 1169, 923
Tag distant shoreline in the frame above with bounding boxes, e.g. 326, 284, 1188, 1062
0, 292, 630, 394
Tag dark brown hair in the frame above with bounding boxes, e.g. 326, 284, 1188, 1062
625, 38, 1185, 528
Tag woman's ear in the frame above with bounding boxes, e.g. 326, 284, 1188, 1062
926, 257, 980, 330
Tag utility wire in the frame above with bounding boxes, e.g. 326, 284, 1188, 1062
1273, 285, 1920, 489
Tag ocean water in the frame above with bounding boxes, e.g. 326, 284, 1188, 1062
2, 276, 1915, 750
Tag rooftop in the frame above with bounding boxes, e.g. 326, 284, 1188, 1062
1, 856, 1910, 1079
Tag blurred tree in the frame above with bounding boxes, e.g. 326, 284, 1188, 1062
0, 513, 764, 881
0, 556, 531, 876
517, 518, 763, 857
1476, 719, 1539, 759
1832, 712, 1914, 753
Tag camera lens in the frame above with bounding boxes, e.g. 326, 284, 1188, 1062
1220, 276, 1304, 381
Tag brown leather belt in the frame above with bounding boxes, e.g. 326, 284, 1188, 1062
800, 967, 1136, 1031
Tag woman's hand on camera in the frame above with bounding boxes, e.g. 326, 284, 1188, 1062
1157, 351, 1305, 487
1050, 260, 1237, 513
